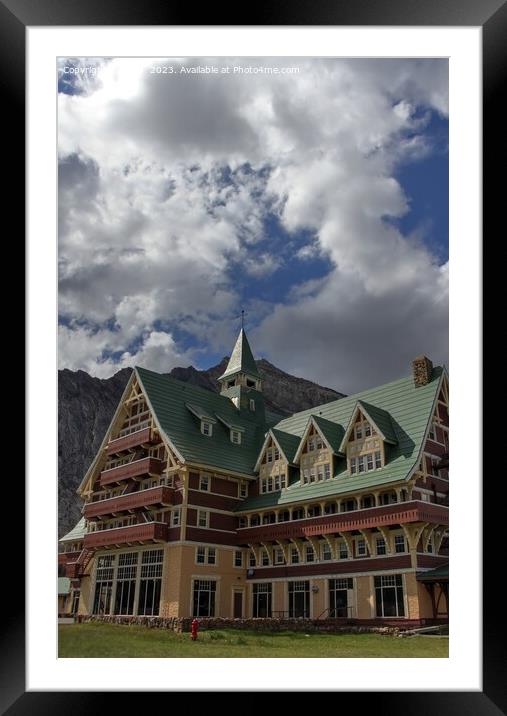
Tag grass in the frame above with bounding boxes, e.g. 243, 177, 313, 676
58, 623, 448, 658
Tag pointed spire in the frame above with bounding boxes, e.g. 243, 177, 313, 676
218, 328, 261, 381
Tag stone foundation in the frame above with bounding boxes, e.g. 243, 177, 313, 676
77, 615, 445, 634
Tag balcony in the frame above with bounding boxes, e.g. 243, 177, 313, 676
83, 522, 168, 549
84, 485, 174, 519
100, 457, 163, 487
237, 500, 448, 544
106, 427, 155, 456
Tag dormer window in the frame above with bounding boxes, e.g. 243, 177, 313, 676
231, 429, 241, 444
201, 421, 212, 436
227, 379, 235, 389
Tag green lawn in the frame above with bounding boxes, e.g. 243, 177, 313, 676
58, 623, 448, 658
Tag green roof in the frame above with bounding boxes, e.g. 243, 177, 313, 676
236, 367, 443, 511
357, 401, 397, 444
136, 367, 267, 476
218, 329, 261, 381
313, 415, 345, 455
416, 563, 449, 581
271, 428, 301, 464
59, 517, 87, 543
58, 577, 71, 595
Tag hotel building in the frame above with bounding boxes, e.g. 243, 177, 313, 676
59, 329, 449, 625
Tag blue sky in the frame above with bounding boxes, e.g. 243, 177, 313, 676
58, 57, 448, 393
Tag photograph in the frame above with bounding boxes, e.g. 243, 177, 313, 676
56, 56, 450, 659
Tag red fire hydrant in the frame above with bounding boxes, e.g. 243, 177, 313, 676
191, 618, 200, 641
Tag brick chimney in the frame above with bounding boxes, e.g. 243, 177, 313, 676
412, 355, 433, 387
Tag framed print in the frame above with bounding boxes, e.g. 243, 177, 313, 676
8, 0, 502, 710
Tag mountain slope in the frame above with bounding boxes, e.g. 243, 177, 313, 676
58, 359, 345, 536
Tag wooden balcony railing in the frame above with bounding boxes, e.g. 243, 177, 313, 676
106, 427, 155, 456
83, 522, 168, 549
84, 485, 174, 519
237, 501, 448, 543
100, 457, 163, 487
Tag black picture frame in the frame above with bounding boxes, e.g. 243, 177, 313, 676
8, 0, 499, 711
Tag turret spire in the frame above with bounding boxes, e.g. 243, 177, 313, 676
218, 327, 261, 383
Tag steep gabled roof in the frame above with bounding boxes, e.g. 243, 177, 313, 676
136, 366, 266, 477
338, 400, 397, 452
59, 517, 87, 542
271, 428, 301, 465
313, 415, 345, 455
236, 366, 444, 511
218, 329, 261, 381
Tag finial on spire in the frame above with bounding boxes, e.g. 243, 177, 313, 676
237, 308, 247, 330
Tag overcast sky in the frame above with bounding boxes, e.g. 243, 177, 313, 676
58, 57, 448, 394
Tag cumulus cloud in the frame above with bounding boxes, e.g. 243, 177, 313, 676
58, 57, 448, 389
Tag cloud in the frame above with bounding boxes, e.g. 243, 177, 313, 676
58, 57, 448, 387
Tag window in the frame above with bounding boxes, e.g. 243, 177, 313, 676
238, 516, 247, 528
356, 425, 363, 440
394, 535, 406, 553
274, 475, 280, 491
261, 550, 270, 566
274, 446, 280, 461
249, 552, 256, 567
356, 539, 367, 556
274, 547, 285, 565
195, 546, 216, 565
196, 546, 206, 564
239, 482, 248, 498
291, 547, 300, 564
375, 574, 405, 617
358, 456, 365, 473
366, 454, 374, 471
171, 508, 181, 527
234, 550, 243, 567
365, 423, 372, 437
207, 548, 216, 565
329, 578, 353, 617
375, 451, 382, 469
429, 423, 436, 441
198, 510, 209, 528
267, 449, 273, 463
321, 543, 332, 561
292, 508, 305, 520
249, 399, 255, 411
138, 549, 163, 616
317, 465, 324, 481
288, 581, 310, 618
324, 463, 331, 480
115, 552, 138, 616
305, 545, 315, 563
350, 458, 357, 475
303, 469, 310, 484
199, 474, 209, 492
92, 555, 115, 615
279, 473, 286, 489
376, 537, 386, 555
308, 436, 316, 452
316, 435, 323, 450
192, 579, 216, 617
201, 421, 212, 436
231, 430, 241, 444
252, 583, 272, 617
267, 477, 273, 492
